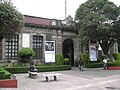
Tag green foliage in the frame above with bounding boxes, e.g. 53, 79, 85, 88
64, 58, 69, 65
113, 53, 120, 60
37, 65, 71, 72
0, 68, 11, 79
18, 48, 35, 63
4, 65, 71, 74
85, 63, 103, 68
108, 61, 120, 66
75, 0, 120, 59
55, 54, 64, 65
18, 48, 35, 57
81, 54, 90, 64
0, 0, 24, 40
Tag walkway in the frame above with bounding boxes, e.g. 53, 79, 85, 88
1, 68, 120, 90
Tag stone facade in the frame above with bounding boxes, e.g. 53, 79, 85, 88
0, 15, 79, 66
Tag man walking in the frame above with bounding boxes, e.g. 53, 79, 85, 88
78, 59, 84, 71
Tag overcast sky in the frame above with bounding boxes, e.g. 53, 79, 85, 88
12, 0, 120, 20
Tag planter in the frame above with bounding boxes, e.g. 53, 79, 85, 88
21, 56, 32, 63
0, 79, 17, 88
108, 66, 120, 70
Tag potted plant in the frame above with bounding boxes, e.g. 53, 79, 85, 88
18, 48, 35, 63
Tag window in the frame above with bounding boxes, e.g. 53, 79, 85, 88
5, 35, 19, 59
33, 35, 43, 59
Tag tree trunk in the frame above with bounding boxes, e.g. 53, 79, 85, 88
98, 39, 115, 61
0, 39, 2, 60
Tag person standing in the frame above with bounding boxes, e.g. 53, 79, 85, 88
103, 57, 108, 70
29, 63, 37, 72
78, 59, 84, 71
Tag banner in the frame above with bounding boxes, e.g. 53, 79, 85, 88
89, 45, 97, 61
44, 41, 55, 63
22, 33, 30, 47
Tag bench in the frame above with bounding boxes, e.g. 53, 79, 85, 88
42, 73, 61, 82
28, 71, 38, 78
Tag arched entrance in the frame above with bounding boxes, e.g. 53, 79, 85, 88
62, 39, 74, 66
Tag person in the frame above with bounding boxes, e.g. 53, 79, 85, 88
103, 57, 108, 70
78, 59, 84, 71
29, 63, 37, 72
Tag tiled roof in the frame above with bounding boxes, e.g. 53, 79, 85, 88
24, 15, 52, 26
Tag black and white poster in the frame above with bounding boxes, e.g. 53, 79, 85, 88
89, 45, 97, 61
45, 42, 54, 51
44, 41, 55, 63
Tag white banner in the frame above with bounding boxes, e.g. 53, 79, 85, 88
44, 41, 55, 63
22, 33, 30, 47
89, 45, 97, 61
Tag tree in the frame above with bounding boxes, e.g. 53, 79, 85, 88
75, 0, 120, 60
0, 0, 24, 41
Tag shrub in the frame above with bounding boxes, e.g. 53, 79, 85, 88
18, 48, 35, 63
4, 65, 71, 74
0, 68, 11, 79
81, 54, 90, 64
55, 54, 64, 65
85, 63, 103, 68
108, 60, 120, 66
18, 48, 35, 57
64, 58, 69, 65
113, 53, 120, 60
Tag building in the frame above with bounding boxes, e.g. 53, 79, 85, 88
0, 15, 80, 66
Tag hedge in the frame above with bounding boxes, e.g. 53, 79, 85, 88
85, 63, 103, 68
108, 60, 120, 66
0, 68, 11, 79
4, 65, 71, 74
113, 53, 120, 60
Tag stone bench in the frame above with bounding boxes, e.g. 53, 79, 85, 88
28, 71, 38, 78
42, 73, 61, 82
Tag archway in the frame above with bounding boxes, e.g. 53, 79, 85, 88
62, 39, 74, 66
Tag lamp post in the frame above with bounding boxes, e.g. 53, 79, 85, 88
65, 0, 67, 18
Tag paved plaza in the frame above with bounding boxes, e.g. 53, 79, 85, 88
1, 67, 120, 90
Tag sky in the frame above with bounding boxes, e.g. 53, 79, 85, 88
12, 0, 120, 20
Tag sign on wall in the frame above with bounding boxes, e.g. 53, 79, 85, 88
22, 33, 30, 48
44, 41, 55, 63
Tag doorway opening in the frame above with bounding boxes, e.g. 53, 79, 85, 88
62, 39, 74, 66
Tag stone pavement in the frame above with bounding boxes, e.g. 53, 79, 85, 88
1, 67, 120, 90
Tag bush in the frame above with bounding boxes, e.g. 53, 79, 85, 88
18, 48, 35, 63
18, 48, 35, 57
81, 54, 90, 64
113, 53, 120, 60
108, 60, 120, 66
37, 65, 71, 72
64, 58, 69, 65
0, 68, 11, 79
85, 63, 103, 68
55, 54, 64, 65
4, 65, 71, 74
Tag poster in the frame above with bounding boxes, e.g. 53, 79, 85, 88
22, 33, 30, 47
89, 45, 97, 61
44, 41, 55, 63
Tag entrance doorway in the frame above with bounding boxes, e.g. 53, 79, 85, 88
62, 39, 74, 66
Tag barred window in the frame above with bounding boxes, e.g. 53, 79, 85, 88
33, 35, 43, 59
5, 35, 19, 59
